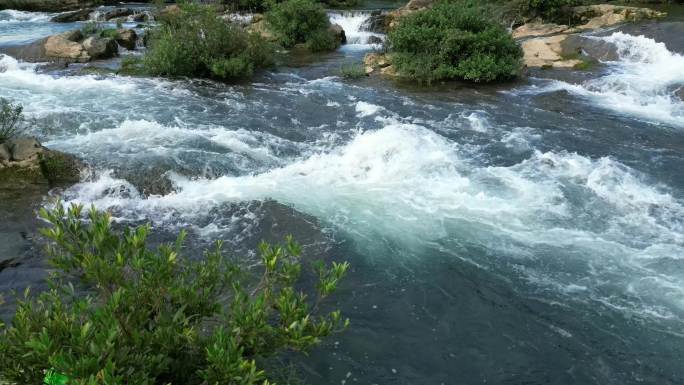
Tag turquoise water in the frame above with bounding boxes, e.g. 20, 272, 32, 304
1, 6, 684, 385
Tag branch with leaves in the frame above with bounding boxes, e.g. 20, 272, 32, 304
0, 203, 349, 385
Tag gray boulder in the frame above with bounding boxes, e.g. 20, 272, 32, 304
0, 137, 82, 188
116, 29, 137, 50
10, 137, 43, 161
44, 30, 90, 62
82, 36, 118, 59
329, 23, 346, 45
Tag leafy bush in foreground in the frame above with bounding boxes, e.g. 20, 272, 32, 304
0, 98, 23, 143
144, 3, 274, 80
0, 203, 349, 385
266, 0, 340, 52
387, 0, 523, 83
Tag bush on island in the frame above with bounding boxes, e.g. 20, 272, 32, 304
144, 2, 274, 80
387, 0, 523, 84
266, 0, 340, 52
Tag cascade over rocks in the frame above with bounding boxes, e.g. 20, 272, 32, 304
0, 137, 82, 188
516, 4, 666, 68
51, 8, 93, 22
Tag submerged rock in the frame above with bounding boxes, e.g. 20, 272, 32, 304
0, 137, 82, 188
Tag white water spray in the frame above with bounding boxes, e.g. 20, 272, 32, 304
530, 32, 684, 127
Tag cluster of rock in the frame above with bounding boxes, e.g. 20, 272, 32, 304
5, 28, 137, 63
364, 1, 667, 76
515, 5, 666, 68
0, 137, 82, 188
51, 6, 152, 23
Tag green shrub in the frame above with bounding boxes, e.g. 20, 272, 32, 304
339, 62, 367, 79
144, 3, 274, 80
99, 28, 120, 39
0, 98, 23, 143
525, 0, 582, 20
266, 0, 340, 52
0, 203, 349, 385
387, 0, 523, 83
81, 21, 100, 36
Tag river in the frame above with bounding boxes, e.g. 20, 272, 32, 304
1, 4, 683, 385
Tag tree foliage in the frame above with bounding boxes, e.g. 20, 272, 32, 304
0, 203, 349, 385
0, 98, 23, 143
144, 3, 274, 80
387, 0, 523, 84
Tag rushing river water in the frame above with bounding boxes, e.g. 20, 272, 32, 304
1, 5, 684, 385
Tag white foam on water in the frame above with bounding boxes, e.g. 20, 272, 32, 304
355, 101, 383, 117
527, 32, 684, 127
0, 55, 137, 94
0, 9, 52, 23
45, 119, 301, 169
59, 121, 684, 317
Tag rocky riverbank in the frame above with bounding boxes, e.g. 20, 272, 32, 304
364, 1, 668, 77
0, 137, 82, 188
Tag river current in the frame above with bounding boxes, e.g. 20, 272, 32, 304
1, 5, 684, 385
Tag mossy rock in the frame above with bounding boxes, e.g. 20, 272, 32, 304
0, 164, 46, 188
39, 151, 82, 185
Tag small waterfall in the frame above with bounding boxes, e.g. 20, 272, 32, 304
328, 10, 385, 47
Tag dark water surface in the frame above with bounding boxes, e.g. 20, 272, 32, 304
1, 6, 684, 385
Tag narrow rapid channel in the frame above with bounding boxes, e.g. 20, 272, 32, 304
1, 6, 684, 385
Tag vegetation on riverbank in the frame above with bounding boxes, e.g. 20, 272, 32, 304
266, 0, 342, 52
386, 0, 523, 83
0, 203, 349, 385
144, 3, 274, 81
